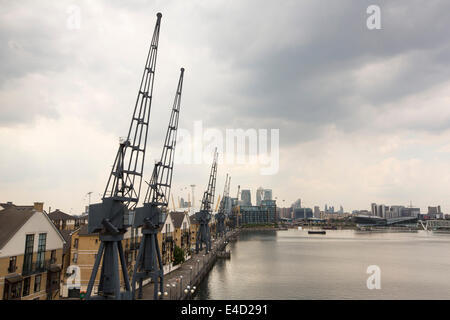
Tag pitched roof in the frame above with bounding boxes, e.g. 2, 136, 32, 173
0, 202, 34, 211
78, 224, 98, 236
0, 207, 35, 249
59, 229, 73, 254
189, 214, 199, 225
170, 212, 187, 228
48, 209, 74, 221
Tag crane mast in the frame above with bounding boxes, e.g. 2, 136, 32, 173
132, 68, 185, 300
215, 173, 229, 237
86, 13, 162, 300
195, 149, 218, 254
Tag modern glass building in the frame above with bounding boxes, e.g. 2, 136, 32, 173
237, 199, 277, 225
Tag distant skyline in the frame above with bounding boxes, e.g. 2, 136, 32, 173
1, 1, 450, 214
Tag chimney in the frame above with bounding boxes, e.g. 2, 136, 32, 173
34, 202, 44, 212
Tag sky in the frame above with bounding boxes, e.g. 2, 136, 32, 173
1, 0, 450, 214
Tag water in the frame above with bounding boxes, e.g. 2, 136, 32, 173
194, 229, 450, 299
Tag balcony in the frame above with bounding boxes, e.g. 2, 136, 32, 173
22, 260, 52, 276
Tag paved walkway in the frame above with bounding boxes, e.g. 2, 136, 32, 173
140, 230, 238, 300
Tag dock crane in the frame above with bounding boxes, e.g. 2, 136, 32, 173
195, 149, 218, 254
131, 68, 185, 300
86, 13, 162, 300
215, 173, 229, 237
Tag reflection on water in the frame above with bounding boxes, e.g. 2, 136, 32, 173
194, 229, 450, 299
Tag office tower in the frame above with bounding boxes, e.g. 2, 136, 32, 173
314, 206, 320, 218
292, 199, 302, 209
256, 187, 264, 206
371, 203, 377, 216
241, 189, 252, 206
264, 189, 273, 201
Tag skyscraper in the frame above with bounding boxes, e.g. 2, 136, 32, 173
241, 190, 252, 206
292, 199, 301, 209
256, 187, 264, 206
314, 206, 320, 218
264, 189, 273, 201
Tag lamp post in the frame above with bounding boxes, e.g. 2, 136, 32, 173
196, 259, 200, 277
166, 283, 171, 300
190, 266, 193, 286
180, 275, 183, 299
171, 283, 176, 300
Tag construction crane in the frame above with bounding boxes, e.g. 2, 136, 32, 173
215, 194, 221, 212
172, 194, 176, 212
215, 173, 229, 238
131, 68, 185, 300
85, 13, 162, 300
195, 148, 218, 254
234, 184, 241, 228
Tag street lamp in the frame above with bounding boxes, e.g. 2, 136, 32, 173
166, 283, 171, 300
180, 276, 183, 299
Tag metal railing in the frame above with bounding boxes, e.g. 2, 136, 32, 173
22, 259, 52, 276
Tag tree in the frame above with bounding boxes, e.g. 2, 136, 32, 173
173, 245, 185, 266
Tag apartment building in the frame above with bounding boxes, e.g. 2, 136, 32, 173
157, 214, 175, 274
0, 203, 65, 300
48, 209, 81, 231
170, 211, 191, 259
60, 225, 140, 298
189, 215, 199, 251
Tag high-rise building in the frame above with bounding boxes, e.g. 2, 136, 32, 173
241, 190, 252, 206
401, 207, 420, 217
292, 199, 302, 209
293, 208, 313, 220
428, 206, 442, 215
371, 203, 377, 216
256, 187, 264, 206
314, 206, 321, 218
264, 189, 272, 201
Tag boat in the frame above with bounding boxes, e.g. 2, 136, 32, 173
308, 230, 326, 235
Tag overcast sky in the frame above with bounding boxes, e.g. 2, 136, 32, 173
1, 0, 450, 214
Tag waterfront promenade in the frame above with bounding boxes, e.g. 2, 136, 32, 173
140, 229, 239, 300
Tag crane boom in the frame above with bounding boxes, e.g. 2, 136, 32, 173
132, 67, 185, 300
86, 13, 162, 301
195, 148, 218, 254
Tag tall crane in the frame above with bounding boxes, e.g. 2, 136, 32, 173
195, 149, 218, 254
86, 13, 162, 300
226, 175, 231, 213
131, 68, 185, 300
215, 173, 229, 237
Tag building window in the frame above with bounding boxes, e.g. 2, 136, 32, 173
23, 277, 31, 297
8, 256, 17, 273
4, 281, 22, 300
34, 275, 41, 292
50, 250, 56, 263
74, 238, 79, 249
23, 234, 34, 274
73, 253, 78, 263
36, 233, 47, 269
